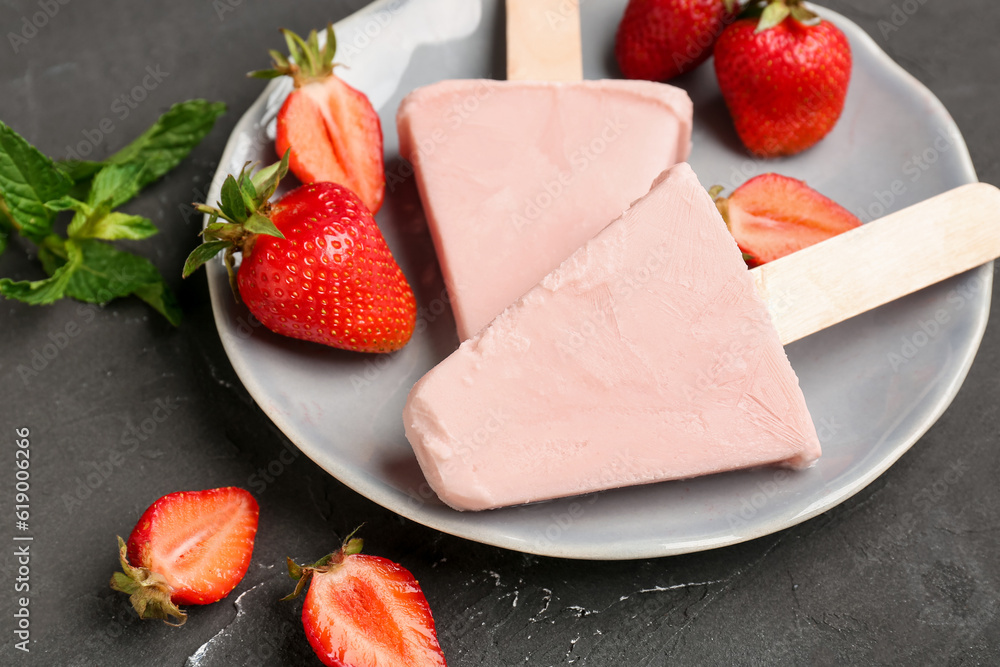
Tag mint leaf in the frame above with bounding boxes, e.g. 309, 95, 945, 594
132, 281, 182, 327
48, 194, 157, 241
71, 209, 157, 241
105, 100, 226, 197
0, 239, 82, 305
89, 163, 148, 209
52, 163, 159, 241
0, 121, 73, 242
0, 199, 13, 255
42, 239, 181, 324
57, 101, 225, 204
57, 159, 105, 184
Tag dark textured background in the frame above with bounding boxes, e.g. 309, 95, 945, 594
1, 1, 998, 665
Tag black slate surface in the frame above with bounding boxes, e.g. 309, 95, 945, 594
1, 1, 998, 665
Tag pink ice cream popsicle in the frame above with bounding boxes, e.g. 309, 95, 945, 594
403, 163, 1000, 512
404, 163, 819, 511
396, 0, 693, 341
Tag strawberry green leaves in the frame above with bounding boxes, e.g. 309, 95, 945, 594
249, 24, 338, 87
756, 2, 790, 32
183, 151, 289, 292
0, 100, 225, 323
743, 0, 819, 32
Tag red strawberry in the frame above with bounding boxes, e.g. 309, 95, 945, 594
616, 0, 740, 81
284, 531, 447, 667
251, 25, 385, 213
110, 487, 259, 625
184, 152, 417, 353
712, 172, 862, 267
713, 1, 852, 157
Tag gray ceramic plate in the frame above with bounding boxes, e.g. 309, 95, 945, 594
206, 0, 989, 559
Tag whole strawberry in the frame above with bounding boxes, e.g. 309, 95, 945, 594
110, 487, 260, 625
250, 25, 385, 213
714, 0, 851, 157
184, 153, 416, 353
284, 530, 448, 667
616, 0, 740, 81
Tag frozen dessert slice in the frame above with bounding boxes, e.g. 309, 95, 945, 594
403, 163, 820, 512
396, 78, 692, 340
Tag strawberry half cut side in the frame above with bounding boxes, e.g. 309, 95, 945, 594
110, 487, 260, 625
250, 24, 385, 213
712, 173, 862, 267
284, 531, 448, 667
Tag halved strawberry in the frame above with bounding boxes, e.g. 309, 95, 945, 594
712, 173, 862, 267
284, 531, 447, 667
251, 25, 385, 213
110, 487, 259, 625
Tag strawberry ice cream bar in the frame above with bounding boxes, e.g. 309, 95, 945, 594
396, 79, 692, 340
403, 163, 820, 512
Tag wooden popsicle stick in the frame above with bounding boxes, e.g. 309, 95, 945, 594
506, 0, 583, 81
752, 182, 1000, 346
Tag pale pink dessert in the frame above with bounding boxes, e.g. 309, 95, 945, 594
397, 79, 692, 340
403, 163, 820, 512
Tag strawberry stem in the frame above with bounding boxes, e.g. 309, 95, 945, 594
182, 150, 291, 296
109, 536, 187, 626
248, 24, 338, 88
281, 526, 366, 602
741, 0, 818, 31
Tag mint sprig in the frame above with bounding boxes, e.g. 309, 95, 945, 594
0, 100, 226, 324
